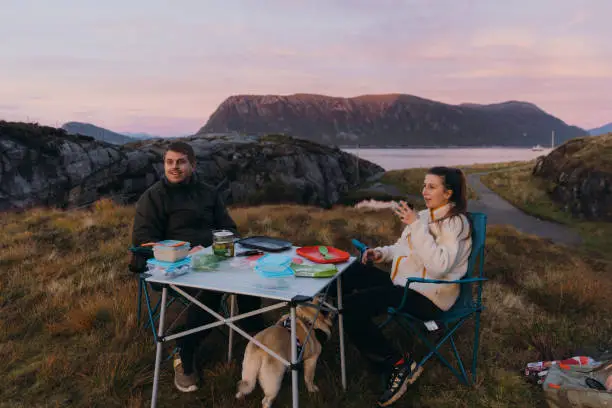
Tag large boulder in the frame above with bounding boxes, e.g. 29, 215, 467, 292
0, 122, 158, 211
533, 134, 612, 220
0, 122, 383, 211
135, 133, 383, 208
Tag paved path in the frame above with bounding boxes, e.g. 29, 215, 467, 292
467, 172, 582, 246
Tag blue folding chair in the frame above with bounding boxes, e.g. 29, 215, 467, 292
130, 246, 232, 343
129, 246, 185, 343
352, 212, 487, 385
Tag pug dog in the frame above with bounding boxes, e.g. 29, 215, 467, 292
235, 297, 335, 408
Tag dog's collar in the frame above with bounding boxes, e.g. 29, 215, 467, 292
278, 314, 315, 330
279, 317, 304, 356
278, 315, 331, 358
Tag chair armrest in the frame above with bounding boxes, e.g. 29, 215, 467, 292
406, 277, 487, 285
395, 277, 487, 310
351, 239, 368, 254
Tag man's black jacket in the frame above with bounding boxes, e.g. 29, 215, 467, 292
131, 175, 238, 249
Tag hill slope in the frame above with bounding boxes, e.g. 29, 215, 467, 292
2, 201, 610, 407
198, 93, 587, 147
589, 122, 612, 136
62, 122, 135, 145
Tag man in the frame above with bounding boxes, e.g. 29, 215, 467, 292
132, 141, 264, 393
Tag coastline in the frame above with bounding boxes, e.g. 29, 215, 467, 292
340, 145, 555, 149
342, 147, 547, 171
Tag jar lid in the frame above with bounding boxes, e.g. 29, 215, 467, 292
213, 230, 234, 238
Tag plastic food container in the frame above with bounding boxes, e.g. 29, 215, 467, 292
191, 252, 223, 271
153, 240, 191, 262
147, 257, 191, 277
254, 254, 294, 278
291, 263, 338, 278
212, 230, 235, 257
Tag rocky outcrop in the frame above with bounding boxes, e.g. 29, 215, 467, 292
0, 122, 158, 211
199, 93, 587, 147
0, 122, 383, 211
533, 134, 612, 221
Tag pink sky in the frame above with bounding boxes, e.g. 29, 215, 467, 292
1, 0, 610, 135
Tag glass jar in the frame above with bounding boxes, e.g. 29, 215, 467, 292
212, 230, 235, 257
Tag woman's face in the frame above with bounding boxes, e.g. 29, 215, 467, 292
422, 174, 452, 209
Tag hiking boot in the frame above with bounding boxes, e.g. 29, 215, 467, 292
377, 356, 423, 407
173, 354, 198, 393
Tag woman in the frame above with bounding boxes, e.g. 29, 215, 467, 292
334, 166, 472, 407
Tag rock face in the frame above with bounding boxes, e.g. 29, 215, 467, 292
533, 134, 612, 221
0, 122, 158, 211
0, 122, 383, 211
199, 93, 587, 147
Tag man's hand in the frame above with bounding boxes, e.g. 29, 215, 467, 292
189, 245, 205, 254
361, 248, 383, 264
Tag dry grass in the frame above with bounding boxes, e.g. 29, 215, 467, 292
481, 166, 612, 260
380, 162, 528, 199
1, 198, 611, 407
564, 133, 612, 172
459, 161, 534, 174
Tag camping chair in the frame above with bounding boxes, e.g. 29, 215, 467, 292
352, 211, 487, 385
129, 246, 188, 343
129, 246, 232, 343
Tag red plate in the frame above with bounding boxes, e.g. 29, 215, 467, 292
296, 246, 350, 264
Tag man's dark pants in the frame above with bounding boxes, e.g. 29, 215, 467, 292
174, 289, 264, 374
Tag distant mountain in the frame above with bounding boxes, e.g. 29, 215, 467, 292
589, 122, 612, 136
62, 122, 134, 145
123, 132, 164, 140
198, 93, 587, 147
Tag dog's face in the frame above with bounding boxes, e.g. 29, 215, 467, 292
296, 296, 336, 339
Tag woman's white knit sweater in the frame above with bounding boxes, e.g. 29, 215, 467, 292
374, 204, 472, 311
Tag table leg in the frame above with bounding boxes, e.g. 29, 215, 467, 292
337, 275, 347, 390
151, 286, 168, 408
291, 305, 299, 408
227, 294, 236, 363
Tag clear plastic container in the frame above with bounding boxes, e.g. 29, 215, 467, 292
153, 240, 191, 262
254, 254, 294, 278
190, 251, 223, 271
146, 257, 191, 277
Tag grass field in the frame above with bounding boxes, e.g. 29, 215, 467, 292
344, 161, 530, 206
2, 194, 611, 407
480, 165, 612, 260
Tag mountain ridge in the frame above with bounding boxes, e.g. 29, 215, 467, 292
198, 93, 586, 147
62, 122, 135, 145
61, 122, 166, 144
589, 122, 612, 136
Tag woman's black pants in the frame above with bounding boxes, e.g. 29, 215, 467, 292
327, 262, 443, 367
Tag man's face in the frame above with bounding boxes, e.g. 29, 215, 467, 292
164, 150, 194, 184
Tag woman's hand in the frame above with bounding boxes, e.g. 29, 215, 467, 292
393, 200, 417, 225
361, 248, 383, 264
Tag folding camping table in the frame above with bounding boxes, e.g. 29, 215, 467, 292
145, 245, 357, 408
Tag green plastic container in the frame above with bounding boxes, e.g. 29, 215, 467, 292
291, 263, 338, 278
